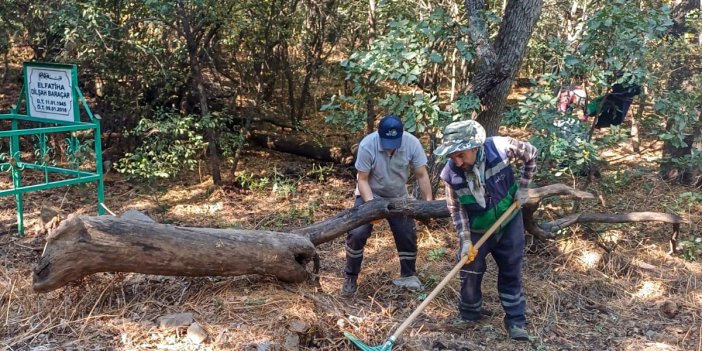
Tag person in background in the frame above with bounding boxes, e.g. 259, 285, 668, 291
342, 114, 433, 295
557, 85, 588, 118
434, 120, 537, 341
587, 83, 642, 128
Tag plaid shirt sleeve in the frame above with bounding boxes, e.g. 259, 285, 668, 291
505, 137, 538, 188
444, 180, 470, 238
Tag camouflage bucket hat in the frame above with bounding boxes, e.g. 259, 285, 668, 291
433, 120, 486, 156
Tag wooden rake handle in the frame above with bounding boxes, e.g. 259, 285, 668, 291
389, 200, 521, 341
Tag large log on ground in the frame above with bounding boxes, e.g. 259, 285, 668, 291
295, 183, 595, 246
33, 214, 316, 292
293, 197, 448, 246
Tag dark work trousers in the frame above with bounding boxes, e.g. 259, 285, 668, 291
458, 210, 526, 328
344, 196, 418, 278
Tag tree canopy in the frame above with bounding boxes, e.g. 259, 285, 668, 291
1, 0, 698, 185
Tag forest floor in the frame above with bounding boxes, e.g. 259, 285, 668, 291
1, 94, 702, 350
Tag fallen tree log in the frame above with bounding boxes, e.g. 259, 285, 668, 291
248, 130, 354, 165
292, 197, 448, 246
33, 214, 316, 292
34, 183, 687, 292
541, 212, 686, 254
295, 183, 596, 245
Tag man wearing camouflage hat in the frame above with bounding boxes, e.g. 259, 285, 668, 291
434, 120, 537, 341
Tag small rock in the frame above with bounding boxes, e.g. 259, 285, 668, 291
158, 312, 194, 329
645, 330, 656, 339
660, 300, 679, 318
40, 206, 61, 224
187, 322, 208, 344
287, 319, 309, 334
283, 333, 300, 351
214, 330, 228, 345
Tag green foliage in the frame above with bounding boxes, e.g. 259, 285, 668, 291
271, 169, 298, 200
680, 236, 702, 262
599, 169, 636, 194
115, 110, 207, 180
233, 167, 299, 199
305, 163, 335, 182
515, 78, 600, 176
680, 191, 702, 206
653, 73, 702, 150
245, 297, 266, 306
1, 0, 699, 191
672, 149, 702, 174
234, 172, 270, 192
219, 128, 247, 162
427, 247, 446, 261
514, 1, 686, 183
502, 108, 524, 128
575, 0, 672, 86
323, 4, 478, 138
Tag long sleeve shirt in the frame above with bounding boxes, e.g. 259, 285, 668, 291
445, 137, 537, 237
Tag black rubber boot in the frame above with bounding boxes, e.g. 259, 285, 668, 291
342, 275, 358, 295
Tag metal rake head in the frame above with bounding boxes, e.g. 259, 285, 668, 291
344, 332, 396, 351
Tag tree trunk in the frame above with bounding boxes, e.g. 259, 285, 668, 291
662, 106, 702, 183
365, 0, 378, 134
33, 214, 317, 292
196, 68, 223, 185
661, 0, 702, 184
176, 1, 223, 185
466, 0, 544, 136
631, 92, 645, 153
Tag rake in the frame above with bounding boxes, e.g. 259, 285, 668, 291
344, 200, 521, 351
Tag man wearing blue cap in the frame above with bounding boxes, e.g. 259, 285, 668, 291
342, 114, 433, 295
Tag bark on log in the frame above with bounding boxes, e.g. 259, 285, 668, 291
293, 197, 448, 246
33, 214, 316, 292
248, 130, 354, 164
541, 212, 686, 254
296, 183, 595, 246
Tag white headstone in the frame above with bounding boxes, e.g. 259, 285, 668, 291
26, 66, 75, 122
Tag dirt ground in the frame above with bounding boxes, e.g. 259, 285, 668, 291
1, 104, 702, 349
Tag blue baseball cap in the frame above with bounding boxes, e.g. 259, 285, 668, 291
378, 114, 403, 150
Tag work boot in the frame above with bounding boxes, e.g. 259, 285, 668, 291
459, 308, 495, 322
506, 324, 531, 341
342, 275, 357, 295
392, 275, 423, 290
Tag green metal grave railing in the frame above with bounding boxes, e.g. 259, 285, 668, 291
1, 62, 105, 236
